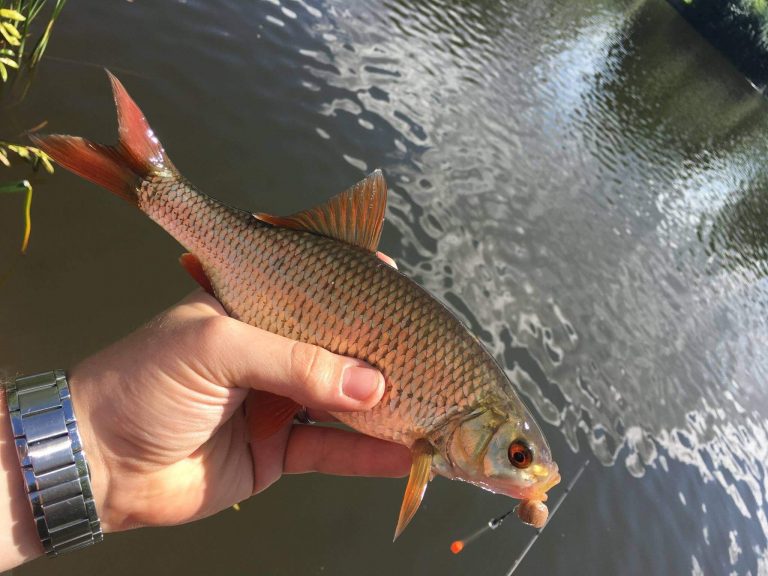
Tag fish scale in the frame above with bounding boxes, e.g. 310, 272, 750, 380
32, 71, 559, 539
138, 174, 511, 444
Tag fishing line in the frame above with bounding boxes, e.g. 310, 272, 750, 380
448, 459, 590, 572
449, 508, 517, 554
505, 459, 590, 575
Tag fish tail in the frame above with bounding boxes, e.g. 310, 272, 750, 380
29, 70, 173, 206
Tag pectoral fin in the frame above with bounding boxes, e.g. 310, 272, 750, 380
394, 438, 434, 541
246, 390, 301, 440
179, 253, 214, 296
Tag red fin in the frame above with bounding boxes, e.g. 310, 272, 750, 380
376, 251, 397, 269
29, 70, 172, 204
106, 70, 174, 177
254, 169, 387, 252
246, 390, 301, 440
393, 438, 434, 540
179, 253, 214, 296
27, 135, 138, 203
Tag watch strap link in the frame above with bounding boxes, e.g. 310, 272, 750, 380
6, 370, 102, 556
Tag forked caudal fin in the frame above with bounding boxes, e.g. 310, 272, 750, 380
29, 70, 173, 205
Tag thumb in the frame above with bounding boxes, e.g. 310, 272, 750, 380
196, 312, 385, 412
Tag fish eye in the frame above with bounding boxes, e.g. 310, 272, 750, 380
508, 439, 533, 469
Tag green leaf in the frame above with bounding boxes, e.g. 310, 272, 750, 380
39, 154, 54, 173
0, 61, 7, 82
0, 148, 9, 167
21, 182, 32, 252
8, 145, 30, 159
29, 148, 55, 173
0, 180, 30, 194
1, 22, 21, 39
0, 23, 20, 46
0, 9, 26, 22
0, 22, 21, 40
30, 23, 51, 66
0, 180, 33, 252
0, 56, 18, 69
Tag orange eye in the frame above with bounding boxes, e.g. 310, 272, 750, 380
508, 440, 533, 469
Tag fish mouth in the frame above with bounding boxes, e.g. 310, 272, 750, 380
520, 466, 561, 501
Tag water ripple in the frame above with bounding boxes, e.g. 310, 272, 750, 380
26, 0, 768, 572
277, 0, 768, 569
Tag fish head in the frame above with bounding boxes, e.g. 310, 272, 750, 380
434, 407, 560, 502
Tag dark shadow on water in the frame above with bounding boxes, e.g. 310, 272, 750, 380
571, 0, 768, 278
667, 0, 768, 90
702, 182, 768, 278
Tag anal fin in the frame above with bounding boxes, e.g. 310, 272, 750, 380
394, 438, 434, 541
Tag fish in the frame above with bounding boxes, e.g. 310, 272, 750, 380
31, 72, 561, 540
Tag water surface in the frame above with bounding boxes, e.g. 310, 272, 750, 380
2, 0, 767, 574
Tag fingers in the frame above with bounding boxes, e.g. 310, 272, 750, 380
284, 426, 410, 477
174, 289, 227, 316
172, 252, 401, 414
188, 314, 385, 413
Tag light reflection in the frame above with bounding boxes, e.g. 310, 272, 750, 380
260, 0, 768, 570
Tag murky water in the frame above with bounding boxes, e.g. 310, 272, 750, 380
2, 0, 768, 574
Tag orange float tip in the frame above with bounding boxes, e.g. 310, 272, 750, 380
450, 541, 464, 555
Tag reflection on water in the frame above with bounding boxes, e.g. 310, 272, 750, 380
4, 0, 768, 574
278, 0, 768, 571
704, 183, 768, 278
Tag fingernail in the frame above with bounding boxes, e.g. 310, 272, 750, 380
342, 366, 382, 402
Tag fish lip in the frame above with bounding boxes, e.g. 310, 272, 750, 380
479, 465, 561, 501
519, 466, 561, 501
544, 469, 561, 491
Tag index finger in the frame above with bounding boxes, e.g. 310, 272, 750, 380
284, 426, 410, 477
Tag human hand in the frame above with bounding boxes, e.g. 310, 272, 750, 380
70, 283, 409, 533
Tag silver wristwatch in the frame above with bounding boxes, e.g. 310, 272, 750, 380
5, 370, 103, 556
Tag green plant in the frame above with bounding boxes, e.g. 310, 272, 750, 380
0, 8, 22, 81
0, 140, 52, 253
1, 1, 66, 254
0, 1, 67, 81
0, 178, 32, 252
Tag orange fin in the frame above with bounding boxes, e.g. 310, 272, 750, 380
30, 70, 173, 204
28, 135, 139, 203
253, 169, 387, 252
246, 390, 301, 440
106, 70, 174, 177
179, 253, 214, 296
393, 438, 434, 541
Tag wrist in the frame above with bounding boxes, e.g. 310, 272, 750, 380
68, 361, 159, 534
65, 367, 118, 533
2, 371, 108, 563
0, 382, 44, 570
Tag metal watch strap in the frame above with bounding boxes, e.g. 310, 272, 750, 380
5, 370, 103, 556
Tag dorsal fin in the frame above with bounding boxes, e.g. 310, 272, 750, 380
253, 169, 387, 252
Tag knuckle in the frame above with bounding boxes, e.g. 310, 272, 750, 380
196, 315, 230, 347
289, 342, 338, 393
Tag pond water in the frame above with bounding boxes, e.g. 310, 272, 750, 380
2, 0, 768, 574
